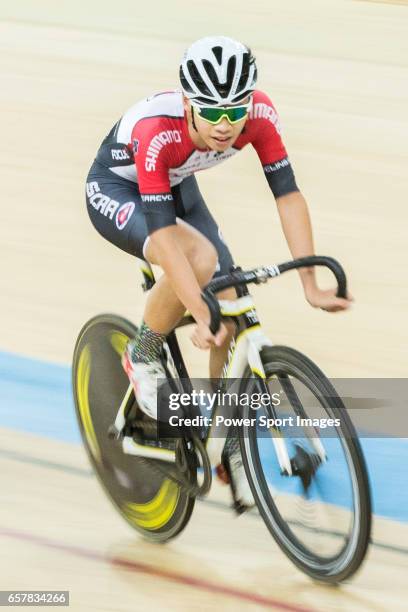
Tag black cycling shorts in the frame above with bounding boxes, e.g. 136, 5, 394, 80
85, 160, 234, 277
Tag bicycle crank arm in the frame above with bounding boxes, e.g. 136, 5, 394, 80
122, 436, 176, 462
109, 384, 134, 438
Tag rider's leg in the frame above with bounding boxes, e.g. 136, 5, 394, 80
145, 228, 238, 378
174, 177, 237, 378
122, 220, 218, 418
209, 287, 236, 378
143, 219, 218, 334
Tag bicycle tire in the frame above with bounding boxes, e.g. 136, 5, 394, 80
239, 345, 371, 583
72, 313, 195, 543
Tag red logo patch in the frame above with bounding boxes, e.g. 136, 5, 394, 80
116, 202, 135, 230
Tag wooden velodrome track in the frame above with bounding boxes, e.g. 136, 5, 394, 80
1, 0, 407, 610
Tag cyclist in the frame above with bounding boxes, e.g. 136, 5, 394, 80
86, 36, 352, 511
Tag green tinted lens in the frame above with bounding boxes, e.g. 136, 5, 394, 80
225, 106, 248, 122
198, 106, 248, 124
198, 107, 225, 123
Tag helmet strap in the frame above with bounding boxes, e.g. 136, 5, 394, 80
191, 106, 198, 132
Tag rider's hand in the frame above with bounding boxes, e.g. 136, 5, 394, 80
305, 286, 354, 312
190, 320, 228, 350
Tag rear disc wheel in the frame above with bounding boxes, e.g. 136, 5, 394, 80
72, 313, 195, 542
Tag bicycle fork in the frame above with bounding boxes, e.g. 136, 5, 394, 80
207, 324, 328, 478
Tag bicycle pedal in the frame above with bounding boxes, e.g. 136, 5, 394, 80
129, 414, 176, 452
132, 414, 158, 436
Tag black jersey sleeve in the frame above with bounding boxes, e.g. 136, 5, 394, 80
140, 194, 177, 234
263, 157, 299, 198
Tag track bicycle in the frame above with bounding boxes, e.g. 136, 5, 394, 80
72, 255, 371, 583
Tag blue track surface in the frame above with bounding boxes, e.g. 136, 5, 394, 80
0, 350, 407, 522
0, 350, 80, 443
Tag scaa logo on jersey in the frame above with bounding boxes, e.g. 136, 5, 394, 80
116, 202, 135, 230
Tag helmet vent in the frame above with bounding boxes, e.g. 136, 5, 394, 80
225, 55, 237, 92
179, 66, 194, 93
187, 59, 213, 97
202, 58, 232, 97
236, 54, 249, 94
212, 46, 223, 65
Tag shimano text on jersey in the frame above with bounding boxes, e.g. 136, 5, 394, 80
145, 130, 182, 172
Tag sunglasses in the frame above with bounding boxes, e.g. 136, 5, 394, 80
191, 99, 252, 125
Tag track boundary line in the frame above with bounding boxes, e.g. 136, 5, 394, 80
0, 527, 314, 612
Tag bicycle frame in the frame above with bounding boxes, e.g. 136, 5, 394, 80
203, 296, 296, 474
118, 260, 300, 474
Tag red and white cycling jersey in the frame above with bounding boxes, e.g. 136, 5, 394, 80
96, 89, 296, 203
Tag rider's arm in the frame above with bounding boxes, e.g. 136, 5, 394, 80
275, 191, 317, 293
249, 92, 315, 292
276, 190, 352, 311
250, 92, 350, 310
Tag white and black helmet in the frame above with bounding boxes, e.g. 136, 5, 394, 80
179, 36, 257, 107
